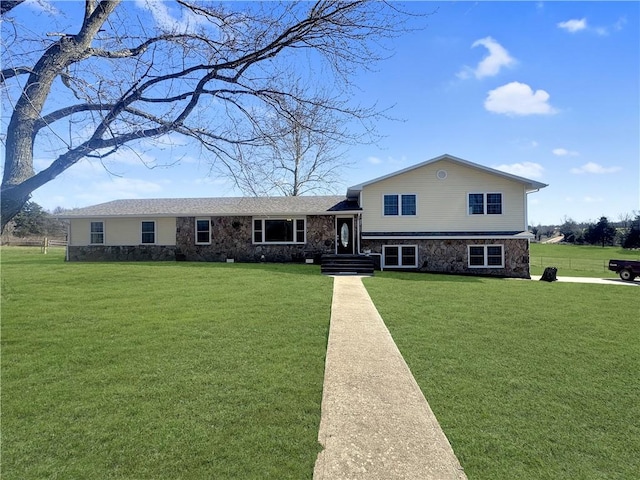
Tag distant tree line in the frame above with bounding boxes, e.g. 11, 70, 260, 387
1, 201, 67, 239
6, 201, 640, 249
535, 213, 640, 248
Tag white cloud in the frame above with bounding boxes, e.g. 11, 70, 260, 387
613, 17, 627, 32
484, 82, 557, 116
138, 132, 191, 150
23, 0, 59, 15
89, 177, 165, 200
594, 27, 608, 37
557, 18, 587, 33
194, 176, 229, 187
552, 148, 579, 157
134, 0, 204, 34
103, 150, 159, 168
557, 17, 624, 36
472, 37, 517, 79
493, 162, 545, 179
34, 156, 112, 179
367, 155, 406, 166
457, 37, 516, 80
570, 162, 622, 174
513, 139, 539, 149
583, 196, 604, 203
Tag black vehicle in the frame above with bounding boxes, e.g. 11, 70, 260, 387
608, 259, 640, 281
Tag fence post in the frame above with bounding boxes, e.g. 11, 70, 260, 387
42, 237, 49, 254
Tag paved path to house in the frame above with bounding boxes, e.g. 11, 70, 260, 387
530, 275, 639, 286
313, 276, 467, 480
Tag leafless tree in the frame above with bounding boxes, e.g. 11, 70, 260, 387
1, 0, 419, 230
219, 81, 363, 196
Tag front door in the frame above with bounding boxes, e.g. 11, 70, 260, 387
336, 217, 354, 255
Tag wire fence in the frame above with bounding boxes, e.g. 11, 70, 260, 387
530, 256, 611, 273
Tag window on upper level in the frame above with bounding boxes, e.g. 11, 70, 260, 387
468, 193, 502, 215
383, 194, 416, 216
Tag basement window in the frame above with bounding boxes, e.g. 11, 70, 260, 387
383, 245, 417, 268
468, 245, 504, 268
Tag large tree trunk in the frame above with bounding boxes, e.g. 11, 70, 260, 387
1, 187, 31, 233
2, 1, 407, 230
1, 1, 121, 230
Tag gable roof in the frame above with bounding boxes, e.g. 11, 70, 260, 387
60, 195, 359, 219
346, 153, 548, 198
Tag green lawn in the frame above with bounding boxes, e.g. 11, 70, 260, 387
363, 272, 640, 479
1, 247, 331, 479
530, 243, 640, 277
3, 246, 639, 479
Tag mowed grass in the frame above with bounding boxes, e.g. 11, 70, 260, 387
530, 243, 640, 277
364, 272, 640, 479
1, 247, 331, 479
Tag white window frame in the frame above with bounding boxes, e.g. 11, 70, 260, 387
252, 217, 306, 244
141, 220, 156, 244
382, 245, 418, 269
383, 194, 417, 217
195, 218, 212, 245
467, 244, 504, 268
467, 192, 503, 216
90, 221, 104, 245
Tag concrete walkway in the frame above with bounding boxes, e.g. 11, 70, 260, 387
314, 276, 467, 480
530, 275, 639, 286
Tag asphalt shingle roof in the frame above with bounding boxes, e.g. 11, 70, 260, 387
60, 195, 359, 218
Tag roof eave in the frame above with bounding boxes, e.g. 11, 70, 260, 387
59, 209, 359, 219
347, 153, 549, 192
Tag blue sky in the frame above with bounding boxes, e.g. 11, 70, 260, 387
6, 1, 639, 226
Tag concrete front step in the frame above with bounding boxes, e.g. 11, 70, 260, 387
321, 255, 375, 276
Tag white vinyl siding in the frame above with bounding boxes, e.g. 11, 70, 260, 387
360, 159, 526, 233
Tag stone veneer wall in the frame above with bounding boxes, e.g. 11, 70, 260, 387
361, 238, 531, 278
67, 245, 177, 261
175, 215, 337, 263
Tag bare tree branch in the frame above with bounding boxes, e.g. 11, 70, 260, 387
0, 0, 26, 16
2, 0, 422, 228
0, 66, 33, 83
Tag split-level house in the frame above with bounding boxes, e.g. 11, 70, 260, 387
61, 154, 547, 278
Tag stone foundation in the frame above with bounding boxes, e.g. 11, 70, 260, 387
67, 245, 177, 261
361, 238, 531, 278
